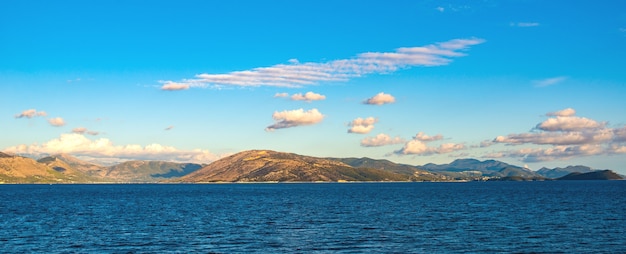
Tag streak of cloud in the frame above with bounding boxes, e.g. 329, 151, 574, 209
160, 38, 484, 89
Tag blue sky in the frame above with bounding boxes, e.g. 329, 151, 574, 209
2, 0, 626, 173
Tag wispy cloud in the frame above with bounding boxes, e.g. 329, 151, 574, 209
14, 109, 47, 119
347, 117, 378, 134
2, 133, 220, 164
47, 117, 66, 127
492, 108, 626, 162
72, 127, 100, 136
363, 92, 396, 105
510, 22, 540, 27
533, 76, 568, 87
275, 91, 326, 102
395, 132, 464, 155
160, 38, 484, 89
265, 108, 325, 131
161, 81, 191, 91
360, 133, 405, 147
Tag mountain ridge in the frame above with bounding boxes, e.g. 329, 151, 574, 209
0, 150, 622, 183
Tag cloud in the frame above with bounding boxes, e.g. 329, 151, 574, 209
396, 140, 465, 155
510, 22, 540, 27
274, 92, 289, 98
535, 116, 604, 132
360, 133, 405, 147
159, 38, 484, 89
533, 76, 568, 87
48, 117, 66, 127
395, 132, 464, 155
363, 92, 396, 105
546, 108, 576, 117
492, 108, 626, 162
2, 133, 220, 164
14, 109, 47, 119
165, 125, 174, 131
265, 108, 325, 131
436, 6, 445, 12
347, 117, 378, 134
160, 81, 191, 91
72, 127, 100, 136
414, 132, 443, 142
291, 92, 326, 102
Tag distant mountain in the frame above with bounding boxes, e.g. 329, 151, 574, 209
329, 157, 446, 181
557, 170, 623, 180
536, 165, 595, 179
178, 150, 411, 182
420, 158, 541, 179
49, 153, 109, 177
105, 161, 203, 182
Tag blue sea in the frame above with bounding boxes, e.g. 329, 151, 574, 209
1, 181, 624, 253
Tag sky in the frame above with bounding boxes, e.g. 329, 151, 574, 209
2, 0, 626, 173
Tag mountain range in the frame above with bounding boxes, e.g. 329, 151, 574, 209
0, 150, 622, 183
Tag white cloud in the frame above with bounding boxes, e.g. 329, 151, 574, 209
533, 76, 568, 87
72, 127, 100, 136
274, 92, 289, 98
396, 139, 465, 155
536, 116, 604, 132
14, 109, 47, 119
48, 117, 66, 127
511, 22, 540, 27
265, 108, 325, 131
364, 92, 396, 105
492, 108, 626, 162
160, 81, 191, 91
546, 108, 576, 117
360, 133, 405, 147
395, 132, 464, 155
291, 91, 326, 102
159, 38, 484, 89
2, 133, 220, 164
348, 117, 378, 134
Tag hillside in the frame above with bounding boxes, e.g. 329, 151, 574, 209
330, 157, 447, 181
420, 159, 541, 179
105, 161, 203, 182
536, 165, 595, 179
0, 153, 80, 183
178, 150, 411, 182
557, 170, 623, 180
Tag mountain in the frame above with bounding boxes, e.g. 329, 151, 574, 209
0, 153, 80, 183
557, 170, 623, 180
50, 154, 109, 177
420, 158, 542, 179
536, 165, 595, 179
178, 150, 411, 182
329, 157, 448, 181
105, 161, 203, 182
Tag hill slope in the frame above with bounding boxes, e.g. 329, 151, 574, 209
420, 159, 541, 179
0, 153, 81, 183
557, 170, 623, 180
536, 165, 595, 179
105, 161, 203, 182
178, 150, 411, 182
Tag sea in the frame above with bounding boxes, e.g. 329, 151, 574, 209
1, 181, 624, 253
